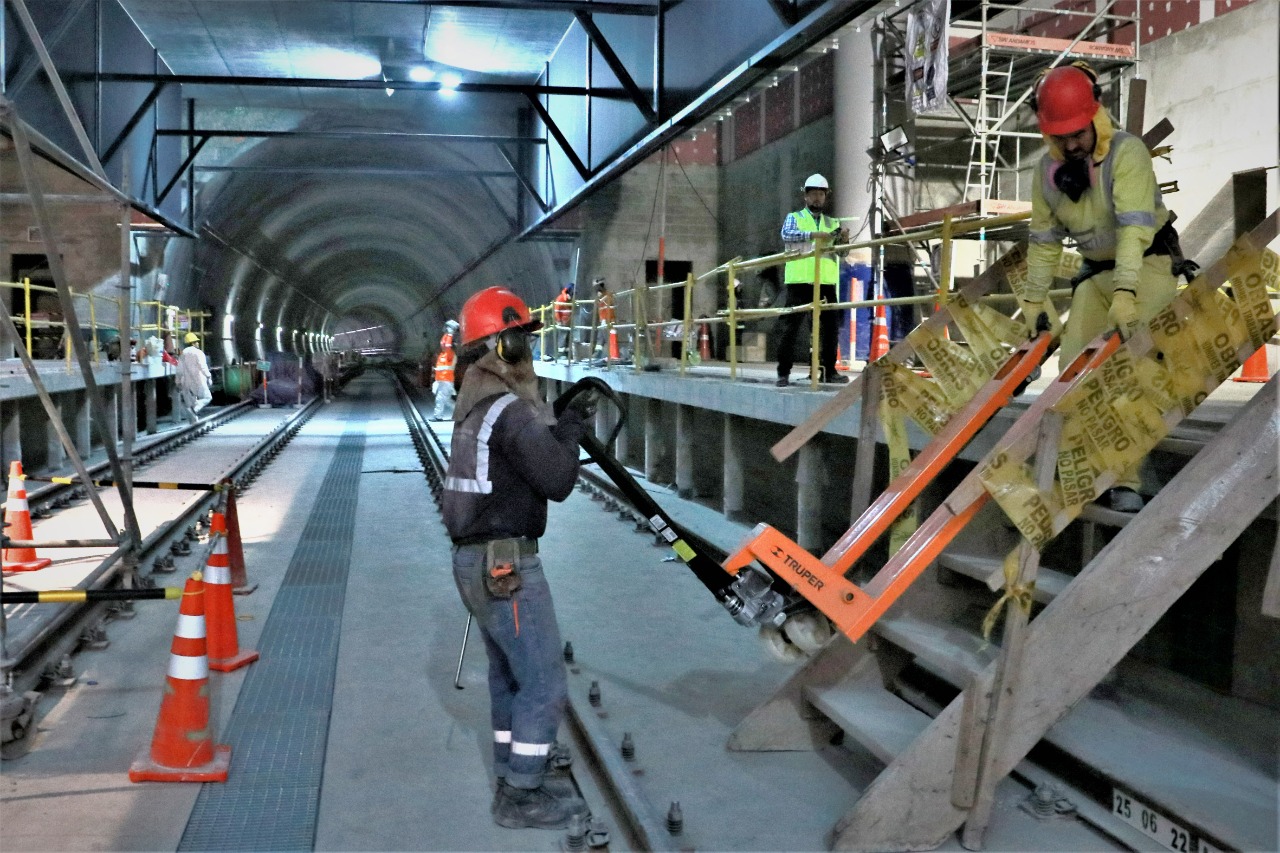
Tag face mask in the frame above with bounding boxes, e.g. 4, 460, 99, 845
1052, 158, 1091, 203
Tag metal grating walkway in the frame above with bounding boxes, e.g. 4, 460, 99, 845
179, 412, 367, 851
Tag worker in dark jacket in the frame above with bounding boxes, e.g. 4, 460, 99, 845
443, 285, 596, 830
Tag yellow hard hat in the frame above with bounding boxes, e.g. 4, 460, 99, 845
184, 332, 199, 344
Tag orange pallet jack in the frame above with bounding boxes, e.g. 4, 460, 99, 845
722, 334, 1117, 645
720, 209, 1279, 648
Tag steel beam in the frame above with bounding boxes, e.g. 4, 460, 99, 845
525, 92, 591, 180
102, 83, 166, 164
155, 128, 545, 145
94, 72, 627, 99
514, 0, 877, 242
495, 143, 549, 213
194, 165, 516, 178
7, 0, 106, 178
157, 136, 208, 204
576, 11, 657, 123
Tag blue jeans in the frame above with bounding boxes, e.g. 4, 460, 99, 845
452, 545, 567, 789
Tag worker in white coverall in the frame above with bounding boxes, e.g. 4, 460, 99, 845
176, 332, 212, 423
1015, 62, 1192, 513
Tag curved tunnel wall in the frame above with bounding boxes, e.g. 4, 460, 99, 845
162, 110, 571, 366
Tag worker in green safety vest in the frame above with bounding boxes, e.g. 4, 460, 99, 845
776, 173, 849, 387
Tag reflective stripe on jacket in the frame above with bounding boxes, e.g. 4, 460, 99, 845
433, 351, 455, 383
1026, 128, 1169, 300
782, 208, 840, 285
554, 289, 572, 325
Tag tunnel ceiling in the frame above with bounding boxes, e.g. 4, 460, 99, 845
106, 0, 869, 353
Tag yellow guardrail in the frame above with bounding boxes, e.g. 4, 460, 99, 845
0, 280, 210, 370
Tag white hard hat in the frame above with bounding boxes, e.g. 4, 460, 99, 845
444, 319, 459, 331
803, 173, 829, 191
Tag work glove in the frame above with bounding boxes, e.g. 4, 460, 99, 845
1019, 298, 1062, 339
562, 388, 599, 422
1108, 288, 1141, 340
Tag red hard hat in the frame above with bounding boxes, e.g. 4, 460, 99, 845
459, 286, 541, 346
1034, 66, 1099, 136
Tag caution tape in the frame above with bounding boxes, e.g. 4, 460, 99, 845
979, 244, 1279, 549
879, 251, 1049, 554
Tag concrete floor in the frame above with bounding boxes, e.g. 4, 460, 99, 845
0, 371, 1162, 851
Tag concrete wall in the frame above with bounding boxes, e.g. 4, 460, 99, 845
1142, 0, 1279, 256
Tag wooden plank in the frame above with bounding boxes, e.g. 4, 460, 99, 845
727, 636, 866, 752
1125, 78, 1147, 136
848, 365, 881, 522
830, 378, 1280, 852
803, 680, 931, 765
938, 552, 1070, 603
962, 412, 1061, 849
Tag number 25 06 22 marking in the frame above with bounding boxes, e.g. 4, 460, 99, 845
1111, 789, 1221, 853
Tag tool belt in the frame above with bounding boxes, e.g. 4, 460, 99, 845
456, 537, 538, 598
1071, 218, 1200, 290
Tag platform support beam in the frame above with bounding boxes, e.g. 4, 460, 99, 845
675, 403, 694, 498
723, 414, 746, 523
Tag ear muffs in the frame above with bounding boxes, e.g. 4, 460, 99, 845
495, 327, 530, 364
1028, 61, 1102, 114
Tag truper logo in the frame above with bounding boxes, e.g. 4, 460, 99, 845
771, 545, 824, 590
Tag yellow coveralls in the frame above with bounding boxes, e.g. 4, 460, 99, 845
1020, 108, 1178, 492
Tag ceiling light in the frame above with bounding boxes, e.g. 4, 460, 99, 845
408, 64, 435, 83
440, 72, 462, 94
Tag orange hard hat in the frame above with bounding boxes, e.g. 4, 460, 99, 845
1034, 65, 1099, 136
459, 286, 541, 346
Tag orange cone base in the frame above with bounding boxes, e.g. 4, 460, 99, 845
208, 648, 259, 672
232, 582, 259, 596
2, 557, 52, 573
1233, 348, 1269, 383
129, 743, 230, 783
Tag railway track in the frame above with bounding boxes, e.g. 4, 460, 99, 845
1, 398, 322, 757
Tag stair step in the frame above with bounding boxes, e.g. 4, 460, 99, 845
873, 613, 996, 686
803, 680, 932, 765
938, 551, 1071, 603
876, 613, 1275, 852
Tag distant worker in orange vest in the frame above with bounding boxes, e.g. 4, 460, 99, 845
553, 284, 574, 361
593, 278, 615, 359
432, 319, 459, 421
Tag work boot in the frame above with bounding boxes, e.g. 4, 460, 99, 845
492, 781, 589, 830
776, 377, 790, 387
1102, 487, 1144, 513
495, 773, 579, 802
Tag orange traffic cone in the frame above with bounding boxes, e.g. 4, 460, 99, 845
221, 483, 256, 594
870, 300, 890, 361
3, 461, 51, 573
1233, 345, 1271, 383
699, 322, 711, 361
205, 513, 259, 672
608, 326, 620, 361
129, 572, 231, 782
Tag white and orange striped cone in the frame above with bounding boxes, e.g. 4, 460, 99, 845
205, 513, 259, 672
1233, 345, 1271, 383
699, 322, 711, 362
129, 572, 231, 782
221, 484, 256, 595
869, 300, 890, 361
3, 461, 51, 573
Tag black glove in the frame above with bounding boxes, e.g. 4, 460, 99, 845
563, 388, 598, 421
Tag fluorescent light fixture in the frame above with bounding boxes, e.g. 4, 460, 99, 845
408, 64, 435, 83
